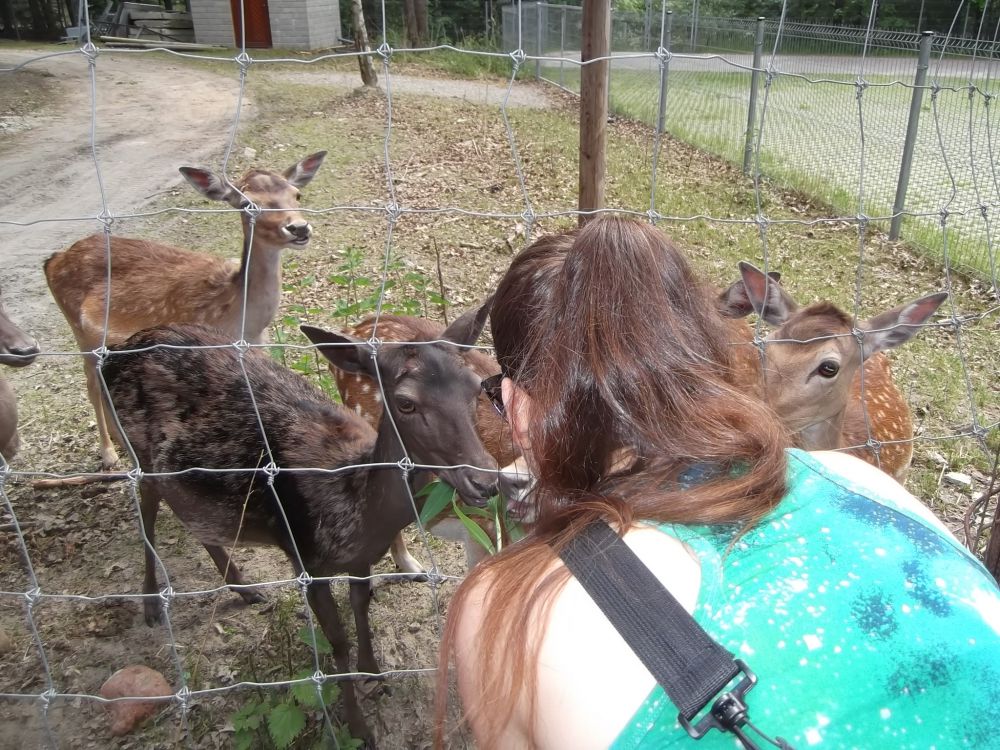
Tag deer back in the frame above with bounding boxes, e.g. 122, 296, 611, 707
333, 314, 518, 466
103, 324, 380, 571
840, 354, 914, 481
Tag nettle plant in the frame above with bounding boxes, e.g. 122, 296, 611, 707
270, 248, 450, 399
230, 601, 364, 750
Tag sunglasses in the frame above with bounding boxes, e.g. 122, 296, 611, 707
481, 373, 505, 416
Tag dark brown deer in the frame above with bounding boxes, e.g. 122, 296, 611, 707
0, 285, 40, 461
101, 302, 497, 744
45, 151, 326, 470
732, 262, 946, 482
333, 313, 529, 573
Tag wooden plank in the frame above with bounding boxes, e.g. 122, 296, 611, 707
578, 0, 610, 224
99, 35, 221, 49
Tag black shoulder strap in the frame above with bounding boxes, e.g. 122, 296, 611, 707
558, 521, 792, 749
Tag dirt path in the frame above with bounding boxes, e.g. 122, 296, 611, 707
0, 49, 244, 342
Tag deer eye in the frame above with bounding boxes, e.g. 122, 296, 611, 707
396, 398, 416, 414
817, 360, 840, 378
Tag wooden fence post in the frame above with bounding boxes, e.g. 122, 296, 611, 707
579, 0, 610, 225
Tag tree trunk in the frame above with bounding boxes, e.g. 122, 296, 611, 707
402, 0, 418, 46
413, 0, 428, 44
1, 0, 17, 37
350, 0, 378, 88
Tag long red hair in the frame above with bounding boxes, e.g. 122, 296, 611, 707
435, 217, 789, 748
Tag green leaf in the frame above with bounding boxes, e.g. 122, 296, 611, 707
328, 274, 350, 285
234, 731, 255, 750
298, 625, 333, 654
456, 503, 492, 520
453, 499, 496, 554
232, 698, 265, 732
268, 701, 306, 749
418, 481, 456, 526
291, 673, 323, 709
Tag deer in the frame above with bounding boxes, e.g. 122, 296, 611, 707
44, 151, 327, 471
333, 312, 530, 575
100, 300, 499, 746
727, 262, 946, 482
0, 285, 41, 461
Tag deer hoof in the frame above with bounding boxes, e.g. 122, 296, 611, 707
143, 601, 163, 627
359, 678, 391, 699
238, 589, 266, 606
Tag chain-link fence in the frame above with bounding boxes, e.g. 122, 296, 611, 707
504, 4, 1000, 281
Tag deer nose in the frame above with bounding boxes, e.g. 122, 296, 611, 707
2, 341, 39, 366
286, 221, 311, 241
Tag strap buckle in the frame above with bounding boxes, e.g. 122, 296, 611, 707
678, 659, 758, 740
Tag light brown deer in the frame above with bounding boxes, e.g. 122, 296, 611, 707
332, 312, 529, 574
0, 285, 40, 461
733, 262, 946, 482
102, 303, 498, 745
44, 152, 326, 469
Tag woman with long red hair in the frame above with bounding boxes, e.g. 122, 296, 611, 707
436, 216, 1000, 749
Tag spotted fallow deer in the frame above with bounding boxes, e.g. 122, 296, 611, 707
101, 303, 498, 745
44, 151, 327, 470
731, 262, 946, 482
333, 311, 530, 574
0, 286, 41, 461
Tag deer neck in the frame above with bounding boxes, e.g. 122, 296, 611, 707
796, 407, 848, 452
233, 231, 284, 344
359, 426, 422, 544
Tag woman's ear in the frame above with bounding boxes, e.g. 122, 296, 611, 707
502, 377, 532, 454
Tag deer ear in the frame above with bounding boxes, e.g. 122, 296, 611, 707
284, 151, 327, 189
717, 271, 781, 318
859, 292, 948, 359
300, 324, 372, 375
441, 294, 494, 347
179, 167, 237, 204
738, 262, 798, 325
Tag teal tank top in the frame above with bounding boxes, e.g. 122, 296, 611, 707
611, 449, 1000, 749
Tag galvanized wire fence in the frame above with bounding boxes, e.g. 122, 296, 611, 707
508, 3, 1000, 280
0, 0, 997, 747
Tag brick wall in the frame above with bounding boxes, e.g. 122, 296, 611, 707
190, 0, 341, 50
190, 0, 235, 46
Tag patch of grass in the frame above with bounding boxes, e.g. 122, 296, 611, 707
551, 63, 998, 281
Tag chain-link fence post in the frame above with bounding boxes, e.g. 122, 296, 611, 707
643, 0, 653, 51
743, 17, 765, 175
890, 30, 934, 241
656, 10, 672, 136
535, 1, 544, 80
560, 3, 567, 88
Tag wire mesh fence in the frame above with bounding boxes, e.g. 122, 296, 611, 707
509, 4, 1000, 280
0, 0, 997, 747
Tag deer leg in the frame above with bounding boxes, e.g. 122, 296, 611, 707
349, 567, 380, 678
84, 356, 120, 470
304, 580, 374, 746
388, 532, 427, 581
138, 481, 163, 626
203, 545, 266, 605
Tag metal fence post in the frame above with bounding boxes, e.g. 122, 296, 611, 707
890, 31, 933, 241
643, 0, 652, 51
560, 3, 566, 88
655, 10, 672, 136
743, 17, 765, 175
535, 2, 544, 80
